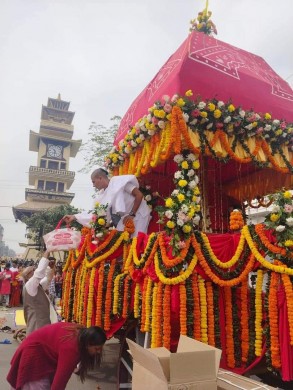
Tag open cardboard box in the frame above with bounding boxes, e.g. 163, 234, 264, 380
217, 369, 276, 390
127, 335, 222, 389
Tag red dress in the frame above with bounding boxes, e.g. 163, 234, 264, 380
7, 322, 81, 390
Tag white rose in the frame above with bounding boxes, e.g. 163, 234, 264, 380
165, 210, 173, 219
187, 169, 195, 177
188, 180, 196, 189
96, 233, 104, 238
239, 110, 246, 118
145, 195, 152, 202
147, 114, 152, 122
140, 134, 145, 141
172, 189, 179, 196
276, 225, 286, 232
272, 119, 280, 126
158, 120, 166, 129
286, 217, 293, 227
174, 154, 184, 163
162, 95, 170, 102
198, 101, 206, 109
190, 119, 198, 125
194, 175, 199, 185
224, 116, 231, 123
181, 205, 188, 213
171, 94, 179, 102
174, 171, 183, 179
217, 101, 225, 108
187, 153, 196, 161
177, 218, 184, 226
264, 124, 272, 131
131, 140, 137, 147
183, 113, 189, 122
193, 215, 201, 225
148, 130, 155, 136
255, 114, 260, 120
206, 123, 213, 129
245, 124, 253, 131
271, 205, 280, 213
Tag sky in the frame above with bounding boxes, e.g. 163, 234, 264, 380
0, 0, 292, 255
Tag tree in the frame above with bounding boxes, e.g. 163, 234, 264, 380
22, 204, 80, 250
79, 115, 121, 173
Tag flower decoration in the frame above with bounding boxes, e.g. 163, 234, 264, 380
156, 151, 201, 254
229, 209, 245, 231
189, 9, 217, 36
89, 202, 109, 243
104, 91, 293, 172
264, 189, 293, 252
139, 185, 160, 210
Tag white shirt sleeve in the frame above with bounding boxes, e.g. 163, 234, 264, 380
74, 211, 93, 227
25, 257, 49, 297
40, 266, 54, 291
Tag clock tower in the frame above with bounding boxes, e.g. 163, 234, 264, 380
13, 95, 82, 257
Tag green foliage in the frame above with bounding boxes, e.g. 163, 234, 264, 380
22, 204, 80, 248
79, 115, 121, 173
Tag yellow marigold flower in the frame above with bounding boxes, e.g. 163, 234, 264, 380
165, 198, 174, 208
194, 186, 200, 195
178, 179, 188, 187
207, 103, 216, 111
284, 191, 292, 199
192, 195, 197, 202
213, 109, 222, 119
167, 220, 175, 229
185, 90, 193, 97
145, 122, 151, 129
112, 156, 118, 163
188, 208, 195, 218
95, 202, 100, 207
194, 205, 201, 212
285, 240, 293, 247
166, 114, 172, 121
183, 225, 192, 233
192, 160, 200, 169
252, 121, 258, 128
177, 193, 185, 202
149, 123, 156, 130
288, 127, 292, 134
177, 98, 185, 107
270, 213, 280, 222
136, 137, 142, 144
98, 218, 106, 226
181, 161, 189, 169
264, 113, 271, 120
228, 104, 235, 112
275, 129, 282, 136
200, 111, 208, 118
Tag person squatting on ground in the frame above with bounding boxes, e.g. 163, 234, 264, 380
63, 168, 151, 237
7, 322, 107, 390
21, 251, 57, 335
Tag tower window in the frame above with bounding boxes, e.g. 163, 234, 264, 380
45, 181, 57, 191
60, 162, 66, 170
40, 159, 46, 168
58, 183, 65, 192
37, 180, 44, 190
48, 161, 59, 170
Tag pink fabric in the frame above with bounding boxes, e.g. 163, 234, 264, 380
116, 30, 293, 143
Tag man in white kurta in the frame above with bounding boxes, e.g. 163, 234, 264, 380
64, 169, 151, 237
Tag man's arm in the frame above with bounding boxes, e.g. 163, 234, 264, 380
25, 251, 50, 297
63, 212, 92, 227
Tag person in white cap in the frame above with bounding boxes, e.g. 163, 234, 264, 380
22, 251, 58, 335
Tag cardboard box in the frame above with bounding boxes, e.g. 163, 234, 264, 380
127, 335, 222, 390
217, 369, 276, 390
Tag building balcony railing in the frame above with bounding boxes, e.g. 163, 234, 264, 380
25, 188, 75, 201
29, 166, 75, 186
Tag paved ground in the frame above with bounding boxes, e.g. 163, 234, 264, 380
0, 307, 119, 390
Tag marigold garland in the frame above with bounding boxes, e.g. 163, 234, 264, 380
122, 275, 131, 318
134, 283, 141, 319
191, 274, 201, 340
224, 286, 235, 368
87, 267, 97, 327
206, 281, 215, 346
140, 276, 148, 332
280, 271, 293, 345
159, 233, 191, 268
144, 276, 153, 332
254, 223, 288, 257
268, 272, 282, 368
254, 269, 264, 357
229, 210, 244, 231
156, 282, 163, 347
179, 280, 187, 335
151, 283, 158, 347
198, 275, 208, 344
163, 284, 171, 350
104, 259, 117, 331
113, 273, 127, 315
240, 281, 249, 363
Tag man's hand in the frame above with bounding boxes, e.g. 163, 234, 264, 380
63, 215, 76, 224
122, 215, 134, 225
43, 250, 50, 259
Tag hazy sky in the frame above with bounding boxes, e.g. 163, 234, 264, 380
0, 0, 292, 254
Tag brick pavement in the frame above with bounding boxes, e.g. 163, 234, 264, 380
0, 307, 119, 390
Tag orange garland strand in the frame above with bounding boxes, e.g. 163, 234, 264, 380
179, 280, 187, 335
206, 281, 215, 346
104, 259, 117, 331
163, 284, 171, 350
191, 274, 201, 340
224, 286, 235, 368
268, 271, 281, 368
240, 281, 249, 363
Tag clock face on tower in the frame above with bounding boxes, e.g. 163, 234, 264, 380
47, 144, 62, 158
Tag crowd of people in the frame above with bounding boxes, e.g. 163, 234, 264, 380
0, 258, 64, 310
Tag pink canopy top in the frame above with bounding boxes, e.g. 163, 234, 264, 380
115, 31, 293, 143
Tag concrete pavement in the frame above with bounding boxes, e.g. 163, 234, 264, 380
0, 307, 119, 390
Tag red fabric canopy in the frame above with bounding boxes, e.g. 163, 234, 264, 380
116, 31, 293, 143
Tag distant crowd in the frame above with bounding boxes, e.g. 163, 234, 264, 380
0, 258, 64, 309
